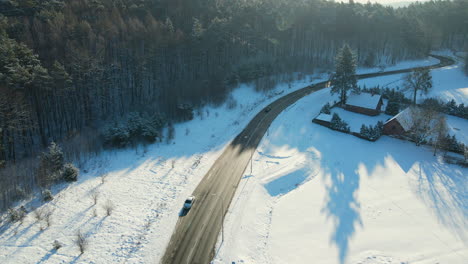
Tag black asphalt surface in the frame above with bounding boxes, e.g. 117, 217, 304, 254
160, 55, 454, 264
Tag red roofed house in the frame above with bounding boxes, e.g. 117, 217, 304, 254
344, 93, 383, 116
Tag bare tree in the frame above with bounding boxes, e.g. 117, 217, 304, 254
404, 68, 433, 104
432, 115, 448, 156
408, 107, 441, 146
91, 191, 99, 206
75, 230, 88, 255
103, 200, 114, 216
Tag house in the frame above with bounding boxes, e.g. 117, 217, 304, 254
344, 93, 383, 116
383, 107, 417, 135
312, 113, 332, 127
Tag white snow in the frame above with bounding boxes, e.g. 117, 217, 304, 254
331, 108, 391, 133
346, 93, 382, 110
358, 53, 468, 104
1, 55, 462, 264
315, 113, 333, 122
0, 72, 328, 264
213, 55, 468, 264
446, 115, 468, 145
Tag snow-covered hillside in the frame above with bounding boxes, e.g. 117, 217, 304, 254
213, 56, 468, 264
359, 52, 468, 104
1, 55, 465, 264
0, 70, 329, 264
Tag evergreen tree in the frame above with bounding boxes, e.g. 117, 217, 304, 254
320, 103, 331, 114
37, 142, 64, 187
331, 44, 357, 104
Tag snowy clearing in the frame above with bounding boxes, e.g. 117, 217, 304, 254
359, 54, 468, 104
1, 55, 464, 264
213, 56, 468, 264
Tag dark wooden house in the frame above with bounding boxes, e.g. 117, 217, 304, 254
344, 93, 383, 116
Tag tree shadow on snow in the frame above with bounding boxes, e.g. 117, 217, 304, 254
412, 160, 468, 241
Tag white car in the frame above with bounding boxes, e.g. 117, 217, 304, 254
183, 196, 195, 210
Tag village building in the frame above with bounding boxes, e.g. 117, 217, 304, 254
383, 107, 416, 135
344, 93, 383, 116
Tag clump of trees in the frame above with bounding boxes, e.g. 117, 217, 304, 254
38, 142, 79, 187
102, 113, 165, 148
330, 113, 350, 133
420, 98, 468, 119
359, 121, 384, 141
320, 103, 332, 114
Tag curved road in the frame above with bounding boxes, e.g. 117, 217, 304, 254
160, 55, 454, 264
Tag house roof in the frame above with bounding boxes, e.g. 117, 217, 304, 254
346, 93, 382, 110
315, 113, 332, 122
385, 107, 417, 132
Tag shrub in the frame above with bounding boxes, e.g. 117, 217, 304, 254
91, 191, 99, 205
360, 121, 383, 141
320, 103, 331, 114
103, 200, 114, 216
330, 113, 350, 132
53, 240, 62, 250
62, 163, 79, 182
42, 189, 53, 202
76, 230, 88, 255
226, 95, 238, 109
8, 206, 27, 223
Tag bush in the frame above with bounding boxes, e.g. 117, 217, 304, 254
360, 121, 383, 141
8, 206, 27, 223
53, 240, 62, 250
42, 189, 53, 202
62, 163, 79, 182
102, 113, 165, 147
76, 230, 88, 255
330, 113, 350, 132
320, 103, 331, 114
103, 200, 114, 216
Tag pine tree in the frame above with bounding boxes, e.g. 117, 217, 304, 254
320, 103, 331, 114
331, 44, 357, 105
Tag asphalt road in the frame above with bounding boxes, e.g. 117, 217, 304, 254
160, 54, 454, 264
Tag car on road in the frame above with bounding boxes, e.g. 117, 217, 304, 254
183, 196, 195, 210
264, 106, 271, 112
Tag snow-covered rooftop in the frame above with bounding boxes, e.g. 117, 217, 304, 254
346, 93, 382, 109
385, 107, 415, 131
315, 113, 332, 122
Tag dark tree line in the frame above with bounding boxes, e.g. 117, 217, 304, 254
0, 0, 467, 210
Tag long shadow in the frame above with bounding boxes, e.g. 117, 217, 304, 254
38, 248, 57, 264
321, 168, 362, 264
413, 161, 468, 241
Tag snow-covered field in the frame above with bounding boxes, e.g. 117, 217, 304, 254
359, 53, 468, 104
213, 56, 468, 264
0, 72, 326, 264
1, 54, 466, 264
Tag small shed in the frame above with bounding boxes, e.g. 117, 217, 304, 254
383, 107, 414, 135
312, 113, 333, 127
344, 93, 383, 116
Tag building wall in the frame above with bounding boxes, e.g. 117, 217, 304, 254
344, 105, 380, 116
383, 119, 406, 135
312, 119, 331, 127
